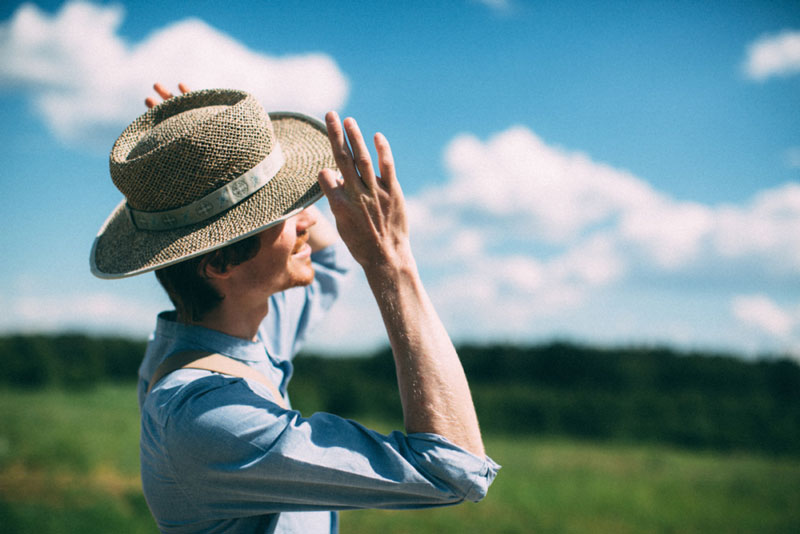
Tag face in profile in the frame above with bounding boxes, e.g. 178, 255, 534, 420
233, 209, 319, 296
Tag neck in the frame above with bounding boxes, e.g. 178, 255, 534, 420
185, 297, 269, 342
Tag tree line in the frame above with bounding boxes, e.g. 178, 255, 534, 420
1, 334, 798, 455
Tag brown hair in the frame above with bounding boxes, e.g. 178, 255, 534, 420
155, 234, 261, 322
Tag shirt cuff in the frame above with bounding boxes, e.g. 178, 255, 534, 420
406, 433, 501, 503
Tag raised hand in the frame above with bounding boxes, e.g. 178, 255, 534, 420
317, 111, 485, 457
317, 111, 412, 273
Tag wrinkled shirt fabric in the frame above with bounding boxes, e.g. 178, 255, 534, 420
137, 242, 499, 533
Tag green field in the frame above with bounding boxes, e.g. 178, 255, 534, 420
1, 384, 798, 533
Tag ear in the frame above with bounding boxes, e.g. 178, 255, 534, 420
198, 252, 235, 280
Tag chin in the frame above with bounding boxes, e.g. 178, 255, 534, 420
292, 265, 316, 288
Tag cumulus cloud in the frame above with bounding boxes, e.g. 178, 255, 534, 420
0, 1, 348, 146
388, 125, 800, 347
712, 183, 800, 270
732, 294, 796, 338
743, 29, 800, 81
0, 291, 162, 336
421, 126, 746, 272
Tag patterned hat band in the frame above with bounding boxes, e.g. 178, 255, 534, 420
127, 142, 286, 231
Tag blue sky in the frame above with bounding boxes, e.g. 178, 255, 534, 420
1, 0, 799, 356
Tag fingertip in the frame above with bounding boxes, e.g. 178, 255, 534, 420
374, 132, 393, 156
317, 168, 336, 189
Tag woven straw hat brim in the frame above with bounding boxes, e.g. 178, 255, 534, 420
90, 112, 335, 279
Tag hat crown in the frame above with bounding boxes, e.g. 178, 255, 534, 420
110, 89, 275, 212
127, 105, 229, 160
91, 88, 333, 279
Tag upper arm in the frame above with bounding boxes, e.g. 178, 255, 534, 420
160, 379, 497, 517
306, 205, 340, 252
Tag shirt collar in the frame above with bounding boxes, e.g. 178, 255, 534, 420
155, 311, 268, 363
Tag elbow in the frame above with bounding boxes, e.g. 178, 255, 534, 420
462, 457, 500, 503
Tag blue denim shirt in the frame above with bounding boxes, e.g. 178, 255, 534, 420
137, 242, 500, 533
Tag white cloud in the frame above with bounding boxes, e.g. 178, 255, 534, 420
732, 295, 796, 338
0, 1, 349, 145
548, 233, 625, 287
743, 29, 800, 81
393, 125, 800, 349
423, 125, 734, 279
0, 291, 162, 336
618, 197, 714, 269
712, 183, 800, 271
439, 127, 655, 242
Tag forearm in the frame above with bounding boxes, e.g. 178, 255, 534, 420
364, 258, 485, 458
318, 112, 485, 458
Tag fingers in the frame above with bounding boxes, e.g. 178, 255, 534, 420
374, 132, 398, 192
317, 168, 342, 199
325, 111, 361, 196
153, 82, 173, 100
144, 82, 191, 109
325, 111, 386, 196
343, 117, 378, 191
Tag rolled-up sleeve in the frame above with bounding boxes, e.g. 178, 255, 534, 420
148, 376, 499, 521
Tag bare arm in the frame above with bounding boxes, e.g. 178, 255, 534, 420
317, 112, 485, 457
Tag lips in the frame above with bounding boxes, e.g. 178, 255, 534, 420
291, 233, 311, 257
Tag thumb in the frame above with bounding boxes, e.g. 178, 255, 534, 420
317, 168, 342, 199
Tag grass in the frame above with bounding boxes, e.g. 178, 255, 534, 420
342, 437, 800, 533
1, 384, 798, 533
0, 385, 150, 533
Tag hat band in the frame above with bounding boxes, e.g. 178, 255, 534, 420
127, 143, 286, 231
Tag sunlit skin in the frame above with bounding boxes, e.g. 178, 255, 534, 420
217, 209, 318, 302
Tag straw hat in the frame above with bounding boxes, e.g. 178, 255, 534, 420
90, 88, 334, 279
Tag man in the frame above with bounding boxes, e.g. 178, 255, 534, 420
90, 83, 498, 533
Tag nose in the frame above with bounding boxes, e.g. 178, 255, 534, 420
296, 207, 318, 232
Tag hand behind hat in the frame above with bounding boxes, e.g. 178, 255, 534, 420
144, 82, 190, 109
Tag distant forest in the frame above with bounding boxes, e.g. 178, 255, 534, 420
1, 333, 798, 455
